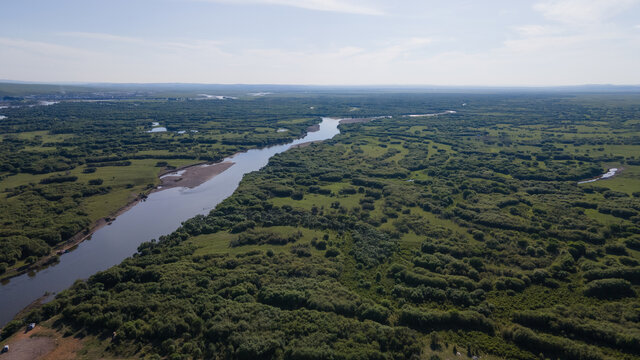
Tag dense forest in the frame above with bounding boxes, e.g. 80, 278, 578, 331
0, 97, 322, 273
2, 91, 640, 359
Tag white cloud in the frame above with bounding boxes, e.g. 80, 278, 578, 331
513, 25, 560, 37
57, 32, 228, 55
369, 37, 434, 61
0, 37, 98, 58
534, 0, 639, 24
194, 0, 384, 15
504, 34, 590, 53
2, 8, 639, 87
58, 32, 142, 43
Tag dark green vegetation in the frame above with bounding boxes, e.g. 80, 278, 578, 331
0, 97, 321, 272
4, 90, 640, 359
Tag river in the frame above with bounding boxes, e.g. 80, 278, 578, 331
578, 168, 620, 184
0, 117, 341, 327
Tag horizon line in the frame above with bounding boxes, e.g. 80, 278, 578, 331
2, 80, 640, 89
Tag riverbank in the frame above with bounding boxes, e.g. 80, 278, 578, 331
0, 117, 342, 328
291, 140, 322, 149
339, 117, 376, 124
0, 119, 331, 283
158, 161, 235, 190
339, 115, 393, 124
290, 117, 388, 148
307, 124, 320, 132
0, 191, 148, 283
578, 167, 624, 184
0, 160, 237, 283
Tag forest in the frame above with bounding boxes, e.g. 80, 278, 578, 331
0, 97, 321, 274
2, 90, 640, 359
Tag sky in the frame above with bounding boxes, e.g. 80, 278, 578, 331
1, 0, 639, 86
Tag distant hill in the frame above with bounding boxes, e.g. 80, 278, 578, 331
1, 81, 640, 99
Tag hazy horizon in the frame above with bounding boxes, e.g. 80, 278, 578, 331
3, 80, 640, 90
2, 0, 640, 86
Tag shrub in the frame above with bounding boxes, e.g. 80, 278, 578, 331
495, 277, 526, 292
505, 325, 603, 360
1, 320, 22, 339
270, 186, 293, 197
624, 237, 640, 251
611, 208, 637, 219
583, 267, 640, 284
399, 307, 494, 334
584, 279, 635, 299
325, 248, 340, 258
230, 221, 256, 234
604, 243, 628, 256
89, 178, 104, 185
290, 244, 311, 257
40, 175, 78, 184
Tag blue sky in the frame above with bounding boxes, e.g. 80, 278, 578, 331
1, 0, 639, 85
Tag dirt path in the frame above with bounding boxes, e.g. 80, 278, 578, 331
1, 326, 81, 360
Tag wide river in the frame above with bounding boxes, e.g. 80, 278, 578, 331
0, 117, 341, 327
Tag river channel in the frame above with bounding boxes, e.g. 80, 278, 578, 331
0, 117, 341, 327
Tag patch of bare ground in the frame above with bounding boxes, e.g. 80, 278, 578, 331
291, 140, 324, 149
158, 161, 234, 190
1, 326, 82, 360
339, 118, 372, 124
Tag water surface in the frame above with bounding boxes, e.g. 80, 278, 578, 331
0, 117, 341, 327
578, 168, 620, 184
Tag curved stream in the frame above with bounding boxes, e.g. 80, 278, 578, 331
0, 117, 341, 327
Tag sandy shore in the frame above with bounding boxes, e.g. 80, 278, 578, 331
291, 140, 324, 149
158, 161, 235, 189
307, 124, 320, 132
339, 116, 390, 124
339, 118, 370, 124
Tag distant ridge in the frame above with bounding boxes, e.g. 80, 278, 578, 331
1, 81, 640, 98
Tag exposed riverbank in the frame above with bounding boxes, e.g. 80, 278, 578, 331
158, 161, 235, 190
339, 116, 391, 124
0, 160, 237, 283
307, 124, 320, 132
